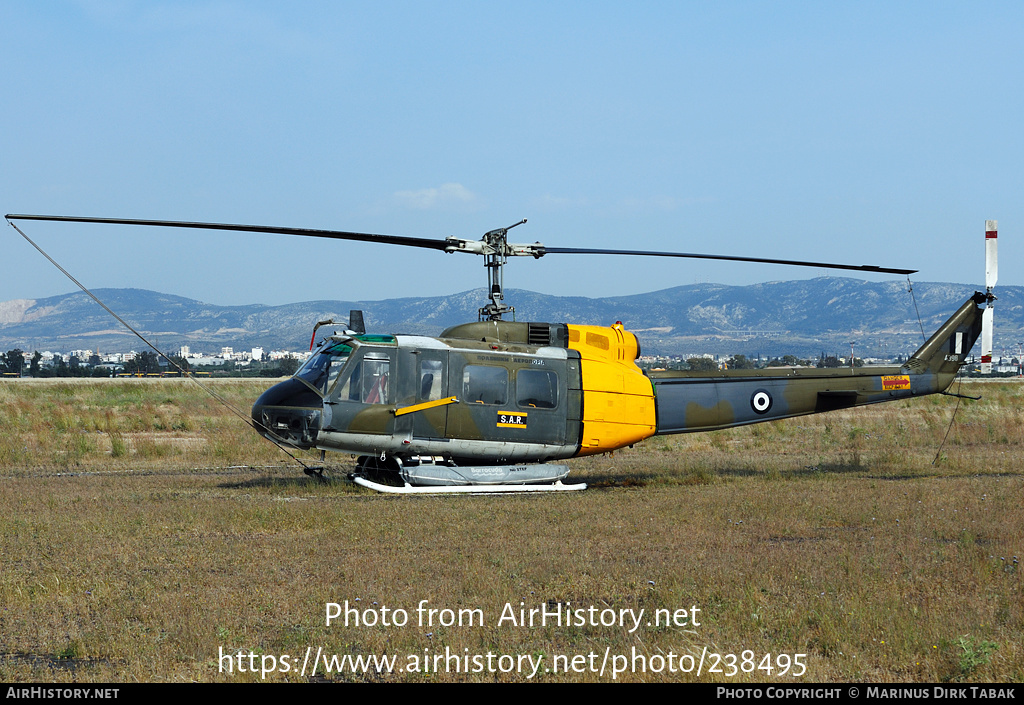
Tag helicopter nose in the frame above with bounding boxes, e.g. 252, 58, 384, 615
251, 378, 323, 450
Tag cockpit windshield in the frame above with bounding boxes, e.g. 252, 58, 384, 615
294, 341, 354, 396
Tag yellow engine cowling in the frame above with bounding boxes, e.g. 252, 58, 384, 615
567, 323, 656, 456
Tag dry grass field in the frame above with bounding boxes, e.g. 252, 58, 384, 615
0, 378, 1020, 682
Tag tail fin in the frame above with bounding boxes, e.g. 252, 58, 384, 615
904, 293, 987, 377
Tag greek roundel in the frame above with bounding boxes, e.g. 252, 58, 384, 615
750, 389, 773, 414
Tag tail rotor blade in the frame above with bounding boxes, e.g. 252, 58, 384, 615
986, 220, 998, 291
981, 305, 994, 374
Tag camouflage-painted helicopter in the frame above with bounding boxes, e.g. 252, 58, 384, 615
5, 214, 999, 493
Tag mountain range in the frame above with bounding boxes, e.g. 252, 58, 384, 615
0, 278, 1019, 359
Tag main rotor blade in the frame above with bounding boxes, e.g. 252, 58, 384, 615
542, 246, 917, 275
4, 214, 452, 252
6, 214, 918, 275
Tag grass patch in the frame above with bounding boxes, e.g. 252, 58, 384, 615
0, 378, 1021, 682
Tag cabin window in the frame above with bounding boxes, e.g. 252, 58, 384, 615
419, 359, 444, 401
516, 369, 558, 409
462, 365, 507, 405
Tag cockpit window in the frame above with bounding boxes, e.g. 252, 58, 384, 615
335, 353, 391, 404
294, 343, 353, 395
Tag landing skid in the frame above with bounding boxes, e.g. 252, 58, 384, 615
351, 474, 587, 494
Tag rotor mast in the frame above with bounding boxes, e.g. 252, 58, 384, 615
481, 219, 526, 320
442, 218, 544, 321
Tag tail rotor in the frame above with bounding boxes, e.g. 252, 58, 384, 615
981, 220, 998, 374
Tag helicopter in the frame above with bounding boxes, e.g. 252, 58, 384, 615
5, 214, 998, 493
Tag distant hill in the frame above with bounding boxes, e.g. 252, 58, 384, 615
0, 278, 1020, 359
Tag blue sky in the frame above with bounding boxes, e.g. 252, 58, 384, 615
2, 2, 1021, 307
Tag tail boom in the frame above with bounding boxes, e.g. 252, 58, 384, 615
650, 294, 986, 435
